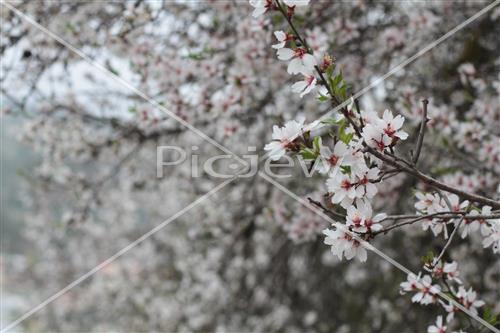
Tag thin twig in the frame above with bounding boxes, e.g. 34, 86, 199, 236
307, 197, 346, 220
373, 210, 500, 236
432, 215, 466, 268
412, 99, 428, 165
374, 214, 442, 235
383, 211, 500, 221
365, 147, 500, 209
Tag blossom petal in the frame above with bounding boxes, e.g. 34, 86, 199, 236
302, 54, 317, 71
277, 48, 295, 61
287, 58, 304, 74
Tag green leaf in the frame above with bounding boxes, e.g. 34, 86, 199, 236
300, 148, 317, 160
303, 130, 310, 142
272, 14, 283, 25
66, 23, 76, 33
339, 132, 354, 144
441, 136, 450, 147
337, 118, 353, 144
187, 52, 205, 61
317, 94, 329, 102
313, 136, 322, 153
325, 64, 336, 78
293, 15, 305, 27
332, 72, 343, 87
321, 118, 342, 126
484, 307, 492, 320
340, 165, 351, 175
420, 250, 435, 265
483, 307, 498, 325
338, 84, 348, 99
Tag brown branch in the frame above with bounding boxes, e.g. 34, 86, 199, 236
307, 197, 346, 220
374, 211, 500, 236
366, 147, 500, 209
308, 199, 500, 237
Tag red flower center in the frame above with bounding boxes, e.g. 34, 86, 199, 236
328, 155, 339, 166
373, 137, 386, 151
384, 125, 396, 137
294, 48, 307, 59
352, 216, 362, 227
341, 179, 352, 190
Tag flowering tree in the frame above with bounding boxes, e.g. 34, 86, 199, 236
1, 0, 499, 332
255, 1, 500, 332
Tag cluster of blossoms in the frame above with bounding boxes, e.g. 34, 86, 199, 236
323, 226, 367, 262
361, 109, 409, 151
415, 192, 500, 253
275, 42, 319, 97
427, 316, 448, 333
265, 105, 408, 263
400, 273, 441, 305
400, 260, 486, 333
322, 190, 387, 263
264, 118, 319, 161
253, 1, 330, 99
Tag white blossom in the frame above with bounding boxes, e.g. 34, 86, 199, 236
361, 123, 392, 152
443, 261, 462, 284
249, 0, 272, 18
482, 219, 500, 253
400, 274, 421, 294
277, 47, 317, 75
427, 316, 447, 333
264, 120, 304, 160
291, 72, 317, 97
354, 167, 379, 199
361, 110, 408, 151
326, 173, 358, 208
315, 141, 350, 175
410, 275, 441, 305
346, 200, 385, 233
456, 287, 485, 316
272, 31, 288, 49
379, 109, 409, 141
323, 224, 367, 262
